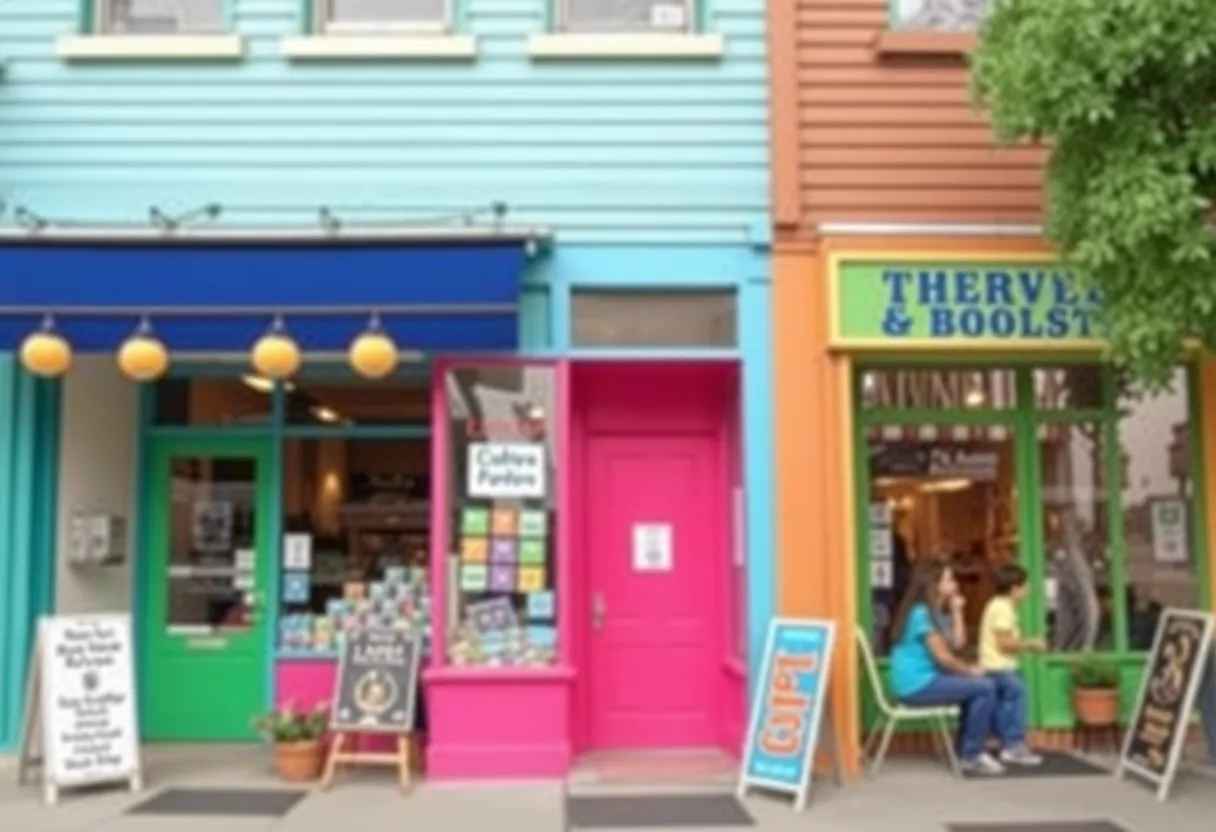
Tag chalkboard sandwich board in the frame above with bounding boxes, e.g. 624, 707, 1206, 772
1116, 608, 1215, 801
323, 627, 422, 791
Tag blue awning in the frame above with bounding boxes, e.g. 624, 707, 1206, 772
0, 234, 539, 353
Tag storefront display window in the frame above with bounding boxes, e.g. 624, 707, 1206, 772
278, 437, 431, 655
284, 377, 430, 427
864, 420, 1017, 655
442, 364, 559, 671
857, 363, 1208, 668
1118, 369, 1202, 650
444, 364, 558, 668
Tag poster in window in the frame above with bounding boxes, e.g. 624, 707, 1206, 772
1150, 498, 1188, 565
191, 502, 233, 553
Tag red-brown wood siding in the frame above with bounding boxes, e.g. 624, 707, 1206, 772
784, 0, 1047, 237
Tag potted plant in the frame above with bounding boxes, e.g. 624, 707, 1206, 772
1071, 654, 1120, 726
254, 701, 329, 782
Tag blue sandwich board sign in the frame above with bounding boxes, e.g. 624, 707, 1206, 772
737, 618, 837, 811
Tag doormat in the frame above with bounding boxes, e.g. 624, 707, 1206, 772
566, 793, 754, 828
963, 751, 1109, 779
948, 822, 1128, 832
125, 787, 307, 817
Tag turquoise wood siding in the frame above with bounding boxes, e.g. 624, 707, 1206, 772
0, 357, 61, 753
0, 0, 767, 244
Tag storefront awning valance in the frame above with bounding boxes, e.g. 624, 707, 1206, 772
0, 231, 544, 353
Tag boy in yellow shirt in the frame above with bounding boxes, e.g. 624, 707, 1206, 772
979, 563, 1047, 766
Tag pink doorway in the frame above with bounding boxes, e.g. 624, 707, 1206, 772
572, 363, 738, 755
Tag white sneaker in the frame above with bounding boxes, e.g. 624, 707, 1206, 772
961, 752, 1006, 775
1000, 747, 1043, 766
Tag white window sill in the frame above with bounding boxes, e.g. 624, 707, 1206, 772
280, 35, 477, 60
56, 35, 245, 61
527, 33, 725, 60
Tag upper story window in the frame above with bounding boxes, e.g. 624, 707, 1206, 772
559, 0, 694, 33
318, 0, 449, 33
894, 0, 988, 30
98, 0, 224, 33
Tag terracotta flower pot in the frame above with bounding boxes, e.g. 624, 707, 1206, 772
1073, 686, 1119, 727
274, 739, 323, 782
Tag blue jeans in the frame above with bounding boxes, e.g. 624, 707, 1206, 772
902, 674, 997, 760
1201, 649, 1216, 759
988, 671, 1027, 749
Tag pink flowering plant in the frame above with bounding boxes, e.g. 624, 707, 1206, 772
253, 701, 329, 743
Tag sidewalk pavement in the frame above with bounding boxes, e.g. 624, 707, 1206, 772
2, 746, 1216, 832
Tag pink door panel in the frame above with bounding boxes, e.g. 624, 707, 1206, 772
588, 436, 720, 749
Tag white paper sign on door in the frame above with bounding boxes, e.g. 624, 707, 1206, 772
632, 523, 673, 572
282, 534, 312, 570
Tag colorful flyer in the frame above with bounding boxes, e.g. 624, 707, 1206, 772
460, 564, 489, 591
490, 563, 516, 593
492, 508, 518, 536
526, 590, 555, 620
518, 510, 547, 538
491, 538, 517, 563
462, 507, 491, 535
518, 539, 546, 566
283, 571, 311, 604
517, 566, 546, 593
526, 625, 558, 649
461, 537, 489, 563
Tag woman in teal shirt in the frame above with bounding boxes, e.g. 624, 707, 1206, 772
889, 560, 1004, 775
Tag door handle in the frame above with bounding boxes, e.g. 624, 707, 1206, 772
592, 592, 606, 631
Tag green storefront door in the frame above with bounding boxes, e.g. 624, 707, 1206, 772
142, 435, 273, 741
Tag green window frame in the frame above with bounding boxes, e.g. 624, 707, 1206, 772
853, 360, 1211, 730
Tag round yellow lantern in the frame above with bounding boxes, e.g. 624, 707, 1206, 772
19, 318, 73, 378
251, 318, 302, 380
117, 319, 170, 382
348, 316, 399, 380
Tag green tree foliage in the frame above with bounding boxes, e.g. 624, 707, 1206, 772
970, 0, 1216, 387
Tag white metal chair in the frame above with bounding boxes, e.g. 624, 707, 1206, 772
856, 626, 961, 777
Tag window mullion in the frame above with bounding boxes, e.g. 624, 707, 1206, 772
1103, 412, 1130, 654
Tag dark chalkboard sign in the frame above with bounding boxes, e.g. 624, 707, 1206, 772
331, 628, 421, 734
1117, 608, 1214, 801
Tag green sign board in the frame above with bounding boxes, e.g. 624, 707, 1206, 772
831, 259, 1103, 347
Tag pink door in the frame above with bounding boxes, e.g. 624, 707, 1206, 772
587, 435, 721, 749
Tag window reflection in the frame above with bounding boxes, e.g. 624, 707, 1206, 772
1041, 422, 1112, 651
153, 377, 272, 426
1119, 370, 1201, 650
166, 456, 258, 632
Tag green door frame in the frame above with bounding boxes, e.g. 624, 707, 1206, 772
139, 433, 275, 741
853, 361, 1211, 729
